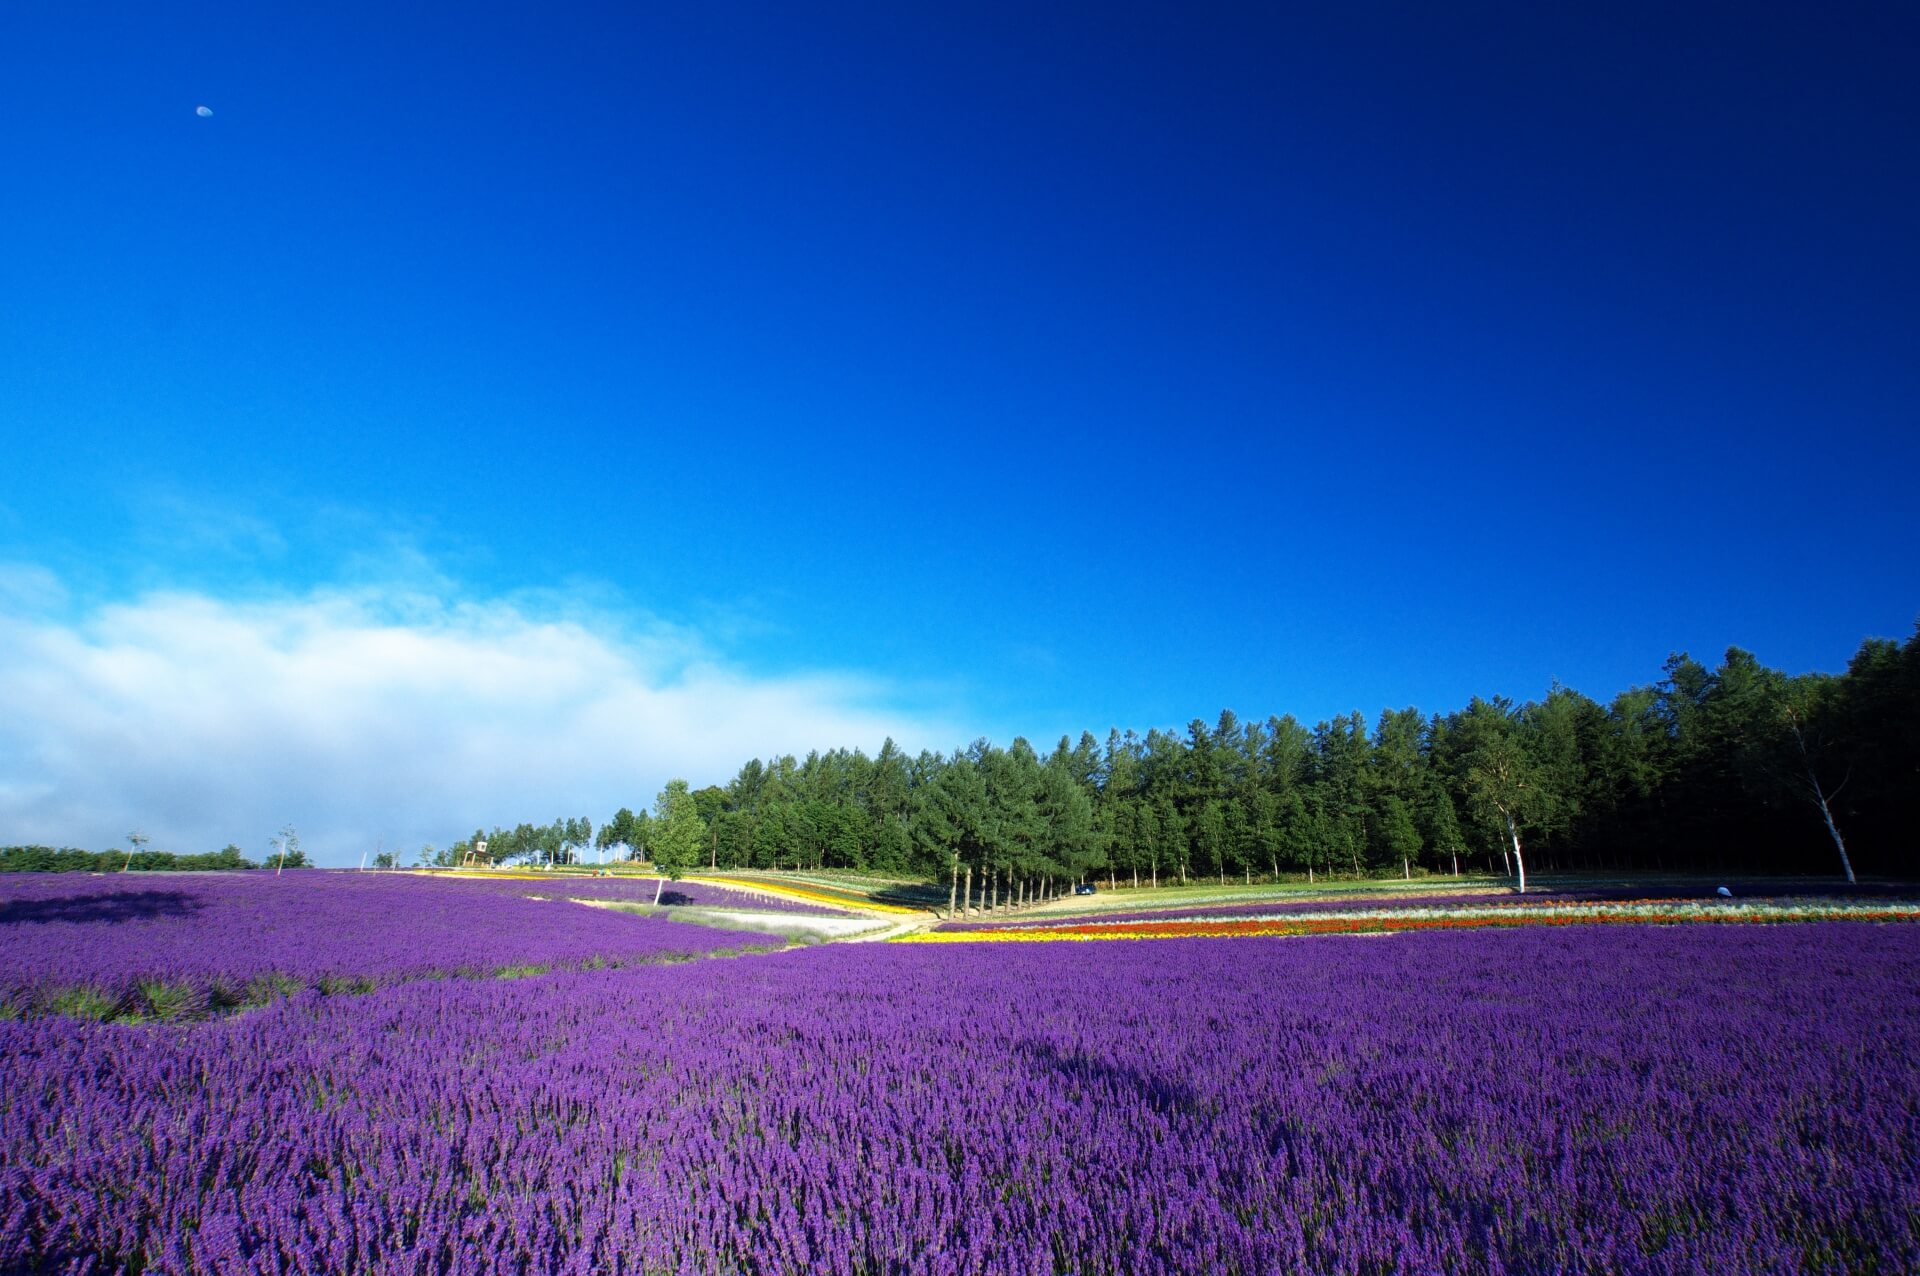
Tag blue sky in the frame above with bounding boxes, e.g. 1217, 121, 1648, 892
3, 3, 1917, 859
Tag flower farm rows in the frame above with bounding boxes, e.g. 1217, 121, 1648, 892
951, 882, 1920, 931
941, 891, 1518, 930
942, 886, 1566, 932
695, 874, 927, 915
0, 874, 767, 1020
917, 897, 1920, 942
461, 876, 856, 916
3, 923, 1919, 1273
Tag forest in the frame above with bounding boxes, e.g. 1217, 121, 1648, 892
0, 845, 284, 874
457, 629, 1918, 892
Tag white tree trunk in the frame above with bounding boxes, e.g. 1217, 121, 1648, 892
1504, 811, 1527, 894
1813, 785, 1856, 884
652, 875, 664, 906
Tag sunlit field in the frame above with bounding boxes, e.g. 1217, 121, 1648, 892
3, 873, 1917, 1273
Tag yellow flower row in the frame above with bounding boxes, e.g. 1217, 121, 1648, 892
693, 875, 923, 915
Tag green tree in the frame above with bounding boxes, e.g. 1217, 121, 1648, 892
1419, 792, 1466, 876
981, 741, 1044, 907
1197, 801, 1228, 885
1273, 789, 1314, 879
691, 787, 728, 867
597, 807, 639, 860
917, 754, 986, 914
1376, 794, 1422, 879
1462, 722, 1547, 893
1308, 713, 1372, 875
649, 779, 705, 904
1038, 748, 1100, 889
1724, 668, 1860, 883
753, 803, 793, 869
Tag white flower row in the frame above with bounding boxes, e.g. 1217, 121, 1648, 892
1065, 898, 1920, 930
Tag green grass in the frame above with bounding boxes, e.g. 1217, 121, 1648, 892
48, 986, 120, 1022
15, 941, 772, 1024
136, 979, 201, 1022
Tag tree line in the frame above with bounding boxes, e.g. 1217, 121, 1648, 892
0, 844, 309, 873
451, 629, 1917, 896
2, 826, 319, 875
10, 630, 1907, 886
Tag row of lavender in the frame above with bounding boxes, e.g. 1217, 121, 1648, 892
0, 873, 767, 1019
3, 924, 1916, 1272
470, 875, 853, 915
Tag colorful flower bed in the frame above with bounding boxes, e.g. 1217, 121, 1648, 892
955, 881, 1920, 930
944, 890, 1507, 929
694, 873, 925, 915
460, 875, 857, 915
914, 896, 1920, 942
1, 924, 1916, 1272
0, 872, 768, 1019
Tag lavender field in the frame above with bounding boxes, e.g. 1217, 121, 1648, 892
468, 875, 855, 915
0, 873, 768, 1019
2, 919, 1917, 1273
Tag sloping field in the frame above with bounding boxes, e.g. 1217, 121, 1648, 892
0, 872, 768, 1019
452, 873, 861, 916
3, 923, 1918, 1272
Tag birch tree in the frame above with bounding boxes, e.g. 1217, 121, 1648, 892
1734, 673, 1859, 884
269, 824, 300, 877
1464, 732, 1545, 894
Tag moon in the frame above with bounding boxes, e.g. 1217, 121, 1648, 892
195, 105, 213, 118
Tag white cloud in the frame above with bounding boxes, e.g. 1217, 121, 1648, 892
0, 579, 954, 864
